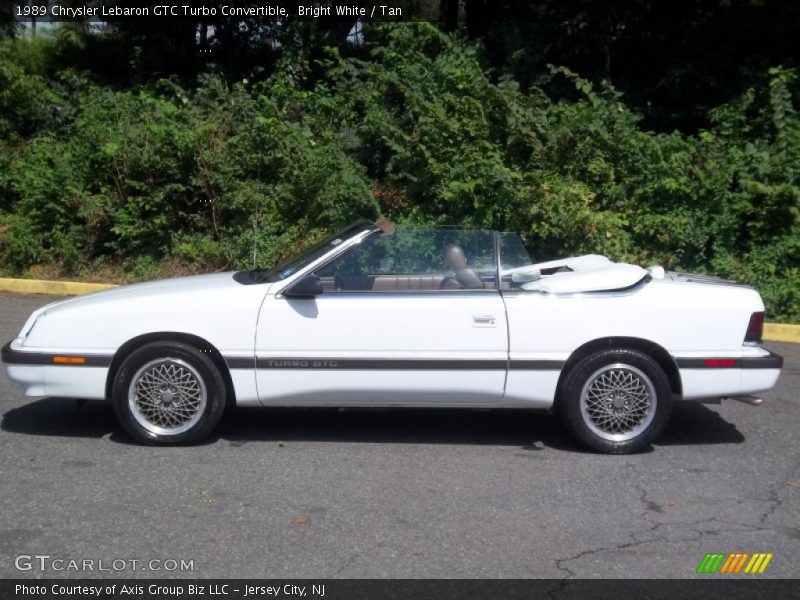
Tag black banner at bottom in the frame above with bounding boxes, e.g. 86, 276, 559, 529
3, 579, 799, 600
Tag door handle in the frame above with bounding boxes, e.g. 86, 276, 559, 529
473, 314, 496, 327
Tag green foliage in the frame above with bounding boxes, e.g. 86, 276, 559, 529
0, 25, 798, 321
0, 38, 61, 138
0, 36, 379, 277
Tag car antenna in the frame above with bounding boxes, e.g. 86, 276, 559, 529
252, 179, 259, 270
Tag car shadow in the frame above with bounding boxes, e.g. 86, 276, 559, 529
658, 403, 746, 446
215, 406, 583, 450
2, 397, 745, 451
1, 398, 117, 439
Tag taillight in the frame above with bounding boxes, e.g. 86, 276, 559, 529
744, 311, 764, 344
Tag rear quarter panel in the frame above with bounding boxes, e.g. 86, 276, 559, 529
502, 279, 765, 406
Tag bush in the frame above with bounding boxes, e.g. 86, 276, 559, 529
0, 25, 797, 320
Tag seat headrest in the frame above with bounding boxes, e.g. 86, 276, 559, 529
445, 244, 467, 270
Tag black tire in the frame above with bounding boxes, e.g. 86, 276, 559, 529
559, 348, 672, 454
112, 341, 227, 444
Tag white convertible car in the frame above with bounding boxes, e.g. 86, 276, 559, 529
1, 220, 783, 452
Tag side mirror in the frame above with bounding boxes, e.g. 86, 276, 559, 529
284, 274, 323, 298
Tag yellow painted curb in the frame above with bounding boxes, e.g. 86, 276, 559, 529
764, 323, 800, 344
0, 277, 117, 296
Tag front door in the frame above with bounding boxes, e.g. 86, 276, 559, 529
255, 229, 508, 405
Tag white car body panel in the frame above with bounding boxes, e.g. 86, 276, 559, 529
10, 272, 268, 404
502, 278, 775, 401
255, 292, 508, 405
2, 223, 783, 415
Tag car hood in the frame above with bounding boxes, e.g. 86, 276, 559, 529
38, 272, 268, 316
14, 272, 274, 352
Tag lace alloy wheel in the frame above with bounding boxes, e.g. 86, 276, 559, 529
127, 358, 208, 436
579, 363, 657, 442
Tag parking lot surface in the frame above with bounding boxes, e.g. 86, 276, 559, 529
1, 292, 798, 578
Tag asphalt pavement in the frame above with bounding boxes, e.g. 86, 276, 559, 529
0, 292, 798, 579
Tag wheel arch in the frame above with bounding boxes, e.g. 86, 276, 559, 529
105, 332, 236, 407
555, 337, 682, 406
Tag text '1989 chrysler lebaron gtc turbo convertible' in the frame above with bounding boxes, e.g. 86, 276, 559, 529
1, 220, 783, 453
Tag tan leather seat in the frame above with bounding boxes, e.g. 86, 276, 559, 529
371, 275, 446, 291
442, 244, 485, 289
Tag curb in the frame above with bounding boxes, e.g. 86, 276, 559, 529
1, 277, 798, 343
763, 323, 800, 344
0, 277, 117, 296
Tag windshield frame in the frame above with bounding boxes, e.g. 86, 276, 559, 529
241, 220, 380, 284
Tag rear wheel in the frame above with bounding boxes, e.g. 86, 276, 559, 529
560, 348, 672, 454
112, 341, 226, 444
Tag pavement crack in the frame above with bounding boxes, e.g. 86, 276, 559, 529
554, 486, 736, 578
755, 456, 800, 529
555, 466, 800, 579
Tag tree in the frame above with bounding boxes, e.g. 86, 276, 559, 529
464, 0, 800, 131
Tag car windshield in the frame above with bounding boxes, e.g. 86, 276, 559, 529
243, 221, 379, 283
238, 223, 531, 288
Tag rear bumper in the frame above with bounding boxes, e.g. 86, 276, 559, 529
675, 352, 783, 370
676, 350, 783, 401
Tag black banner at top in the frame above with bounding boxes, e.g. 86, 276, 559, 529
12, 1, 424, 23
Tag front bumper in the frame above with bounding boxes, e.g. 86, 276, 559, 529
2, 340, 113, 367
2, 340, 111, 399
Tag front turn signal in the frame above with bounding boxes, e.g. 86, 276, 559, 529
53, 356, 86, 365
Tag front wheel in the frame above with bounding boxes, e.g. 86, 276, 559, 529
112, 341, 227, 444
560, 348, 672, 454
